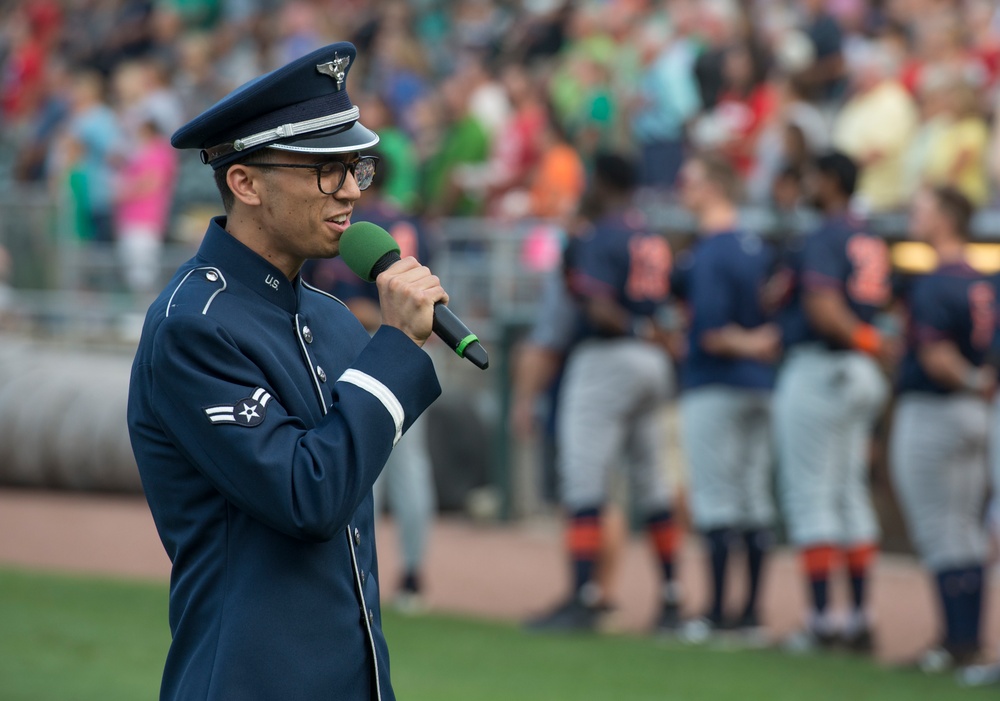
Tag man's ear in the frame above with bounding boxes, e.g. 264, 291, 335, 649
227, 164, 263, 207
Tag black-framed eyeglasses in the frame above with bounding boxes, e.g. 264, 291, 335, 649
240, 155, 379, 194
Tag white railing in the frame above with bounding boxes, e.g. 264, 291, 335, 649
6, 182, 1000, 345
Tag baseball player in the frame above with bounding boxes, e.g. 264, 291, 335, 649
128, 43, 444, 700
510, 222, 630, 612
526, 153, 681, 633
890, 186, 995, 672
773, 151, 894, 653
302, 157, 436, 612
672, 154, 780, 642
954, 268, 1000, 687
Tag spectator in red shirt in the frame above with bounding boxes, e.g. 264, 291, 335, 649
486, 64, 547, 216
902, 11, 989, 97
1, 2, 60, 127
692, 40, 778, 178
963, 0, 1000, 90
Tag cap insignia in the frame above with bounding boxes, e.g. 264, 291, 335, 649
316, 55, 350, 90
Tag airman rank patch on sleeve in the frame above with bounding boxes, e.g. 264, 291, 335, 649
204, 387, 272, 427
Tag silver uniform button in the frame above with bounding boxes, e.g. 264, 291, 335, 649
368, 609, 374, 625
316, 366, 327, 382
302, 325, 313, 343
205, 270, 219, 282
360, 570, 366, 585
354, 527, 361, 545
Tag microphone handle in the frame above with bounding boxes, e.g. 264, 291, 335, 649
432, 304, 489, 369
368, 252, 489, 370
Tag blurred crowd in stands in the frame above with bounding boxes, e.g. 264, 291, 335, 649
4, 0, 1000, 257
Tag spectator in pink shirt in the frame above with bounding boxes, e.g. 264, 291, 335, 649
113, 118, 178, 294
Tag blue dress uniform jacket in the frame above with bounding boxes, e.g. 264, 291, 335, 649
127, 217, 440, 701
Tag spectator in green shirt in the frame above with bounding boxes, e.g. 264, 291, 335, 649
357, 92, 420, 214
422, 74, 491, 217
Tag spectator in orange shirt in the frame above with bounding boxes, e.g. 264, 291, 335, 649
530, 111, 586, 221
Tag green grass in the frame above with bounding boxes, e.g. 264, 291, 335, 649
0, 567, 990, 700
0, 568, 170, 700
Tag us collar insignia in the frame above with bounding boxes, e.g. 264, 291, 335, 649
316, 55, 350, 90
204, 387, 273, 427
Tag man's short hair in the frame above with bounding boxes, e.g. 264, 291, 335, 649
694, 152, 742, 203
214, 148, 279, 213
932, 185, 975, 240
592, 152, 638, 194
815, 150, 858, 198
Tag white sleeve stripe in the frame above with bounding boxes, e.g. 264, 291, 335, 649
337, 369, 404, 446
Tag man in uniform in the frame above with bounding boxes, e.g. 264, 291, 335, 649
526, 153, 682, 633
127, 43, 446, 701
672, 154, 780, 642
773, 151, 894, 653
890, 186, 995, 673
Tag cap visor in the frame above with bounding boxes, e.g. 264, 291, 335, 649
267, 120, 379, 155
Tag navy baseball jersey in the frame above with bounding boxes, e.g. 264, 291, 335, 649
898, 262, 996, 395
780, 213, 891, 349
991, 271, 1000, 359
673, 230, 777, 390
127, 217, 440, 701
302, 201, 431, 305
566, 209, 672, 338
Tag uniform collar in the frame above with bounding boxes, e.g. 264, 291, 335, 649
197, 216, 301, 314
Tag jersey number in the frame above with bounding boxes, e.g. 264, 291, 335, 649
969, 281, 995, 351
846, 234, 890, 306
626, 235, 671, 301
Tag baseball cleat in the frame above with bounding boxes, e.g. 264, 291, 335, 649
840, 625, 875, 654
524, 596, 604, 633
917, 647, 957, 674
898, 643, 982, 674
677, 616, 717, 644
781, 626, 839, 655
392, 572, 427, 616
723, 611, 770, 649
651, 601, 684, 635
957, 661, 1000, 687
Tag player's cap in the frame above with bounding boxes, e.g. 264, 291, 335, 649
171, 42, 378, 170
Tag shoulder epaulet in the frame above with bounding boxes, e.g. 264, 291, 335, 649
165, 266, 228, 318
301, 279, 350, 309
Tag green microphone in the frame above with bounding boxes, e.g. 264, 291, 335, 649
340, 222, 489, 370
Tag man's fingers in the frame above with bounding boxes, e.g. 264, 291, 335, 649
380, 260, 438, 288
379, 258, 448, 301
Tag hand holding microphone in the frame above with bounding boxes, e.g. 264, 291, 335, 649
340, 222, 489, 370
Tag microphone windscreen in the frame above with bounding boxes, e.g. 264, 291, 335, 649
339, 221, 401, 282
